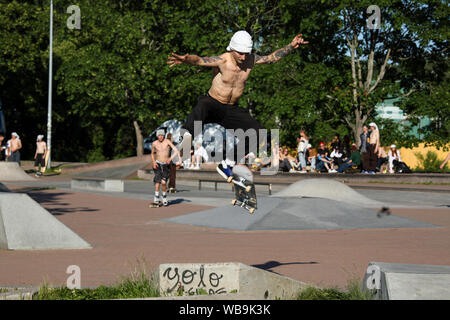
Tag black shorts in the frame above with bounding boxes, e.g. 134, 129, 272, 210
153, 162, 170, 183
34, 153, 45, 167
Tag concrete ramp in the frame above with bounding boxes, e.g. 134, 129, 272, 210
0, 162, 35, 181
0, 193, 92, 250
163, 197, 435, 231
273, 179, 383, 207
159, 262, 308, 299
363, 262, 450, 300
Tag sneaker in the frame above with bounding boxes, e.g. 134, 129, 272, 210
216, 160, 233, 179
369, 171, 375, 174
361, 170, 368, 174
328, 169, 337, 173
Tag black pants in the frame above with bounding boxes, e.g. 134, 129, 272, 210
183, 95, 266, 161
367, 144, 378, 172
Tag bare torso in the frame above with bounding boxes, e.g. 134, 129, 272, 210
10, 138, 21, 152
152, 139, 172, 163
208, 52, 254, 105
36, 141, 47, 154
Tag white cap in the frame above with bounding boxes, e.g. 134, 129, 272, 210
156, 129, 165, 136
227, 31, 253, 53
37, 134, 44, 141
391, 144, 396, 149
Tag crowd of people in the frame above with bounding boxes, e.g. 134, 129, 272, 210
0, 132, 48, 176
174, 122, 414, 174
278, 123, 411, 174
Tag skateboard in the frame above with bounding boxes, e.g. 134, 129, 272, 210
217, 163, 257, 214
149, 201, 168, 208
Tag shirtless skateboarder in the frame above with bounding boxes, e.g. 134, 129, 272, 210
34, 134, 47, 176
150, 129, 181, 207
168, 31, 308, 174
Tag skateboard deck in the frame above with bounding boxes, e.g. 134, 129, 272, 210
149, 202, 167, 208
217, 164, 257, 214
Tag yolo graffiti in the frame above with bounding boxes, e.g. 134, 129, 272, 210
162, 265, 226, 295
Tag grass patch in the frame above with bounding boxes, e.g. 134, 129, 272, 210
33, 260, 159, 300
296, 279, 374, 300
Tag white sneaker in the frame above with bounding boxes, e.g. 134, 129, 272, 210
328, 169, 337, 173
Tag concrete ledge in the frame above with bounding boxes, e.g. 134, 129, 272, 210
71, 178, 124, 192
159, 262, 308, 299
362, 262, 450, 300
0, 193, 92, 250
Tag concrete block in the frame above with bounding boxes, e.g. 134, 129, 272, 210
71, 178, 124, 192
159, 262, 308, 299
362, 262, 450, 300
0, 193, 92, 250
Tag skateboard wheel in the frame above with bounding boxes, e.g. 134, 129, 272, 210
249, 208, 255, 214
231, 199, 237, 206
227, 176, 233, 183
245, 186, 252, 192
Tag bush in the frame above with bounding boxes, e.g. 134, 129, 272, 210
296, 279, 374, 300
414, 151, 448, 172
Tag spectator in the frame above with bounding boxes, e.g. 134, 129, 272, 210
330, 145, 343, 167
330, 134, 341, 151
34, 134, 47, 176
316, 142, 336, 173
342, 135, 352, 158
359, 125, 370, 173
337, 144, 361, 173
296, 130, 309, 173
367, 122, 380, 174
0, 132, 5, 161
306, 144, 316, 172
191, 142, 209, 169
8, 132, 22, 165
285, 148, 301, 173
279, 147, 292, 172
376, 147, 388, 173
388, 144, 401, 174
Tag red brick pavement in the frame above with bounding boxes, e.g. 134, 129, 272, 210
0, 185, 449, 290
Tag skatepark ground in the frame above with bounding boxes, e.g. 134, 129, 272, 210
1, 163, 449, 292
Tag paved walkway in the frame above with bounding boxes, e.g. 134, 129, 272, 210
0, 173, 449, 290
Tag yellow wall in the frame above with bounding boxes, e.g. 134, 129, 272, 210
388, 143, 449, 169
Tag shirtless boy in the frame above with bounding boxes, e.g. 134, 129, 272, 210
151, 129, 181, 206
34, 135, 47, 176
8, 132, 22, 165
168, 31, 308, 166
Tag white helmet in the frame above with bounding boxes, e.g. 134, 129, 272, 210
227, 30, 253, 53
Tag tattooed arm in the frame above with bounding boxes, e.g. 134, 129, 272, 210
254, 34, 308, 65
168, 53, 225, 67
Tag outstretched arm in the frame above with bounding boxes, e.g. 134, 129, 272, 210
254, 34, 308, 65
167, 53, 225, 68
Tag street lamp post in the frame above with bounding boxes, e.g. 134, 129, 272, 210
47, 0, 53, 169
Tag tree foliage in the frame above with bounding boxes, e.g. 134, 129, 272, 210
0, 0, 447, 161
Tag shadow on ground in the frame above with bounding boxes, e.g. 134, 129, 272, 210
252, 260, 318, 275
25, 191, 99, 216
